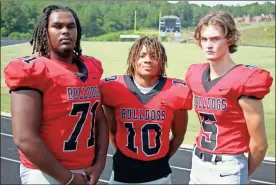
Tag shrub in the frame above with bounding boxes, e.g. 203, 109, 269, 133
8, 32, 31, 39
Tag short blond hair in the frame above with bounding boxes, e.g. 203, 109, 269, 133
194, 11, 240, 53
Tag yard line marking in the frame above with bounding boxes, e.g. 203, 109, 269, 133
1, 156, 274, 184
1, 114, 275, 163
1, 133, 13, 137
249, 179, 275, 185
1, 132, 275, 165
171, 165, 191, 171
98, 179, 109, 183
1, 112, 11, 117
0, 157, 109, 183
1, 116, 12, 120
1, 156, 20, 163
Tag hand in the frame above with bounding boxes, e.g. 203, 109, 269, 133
69, 173, 88, 185
247, 178, 251, 184
83, 163, 105, 185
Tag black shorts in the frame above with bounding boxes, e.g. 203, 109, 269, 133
112, 149, 172, 183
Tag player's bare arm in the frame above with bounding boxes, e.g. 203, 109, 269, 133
102, 105, 117, 150
5, 5, 106, 184
94, 105, 109, 166
85, 105, 109, 185
11, 90, 73, 184
168, 109, 189, 158
239, 98, 268, 178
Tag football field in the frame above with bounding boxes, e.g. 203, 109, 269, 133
1, 41, 275, 157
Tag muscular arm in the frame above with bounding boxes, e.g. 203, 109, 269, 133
168, 109, 189, 158
102, 105, 117, 150
93, 105, 109, 167
11, 90, 72, 184
239, 98, 268, 178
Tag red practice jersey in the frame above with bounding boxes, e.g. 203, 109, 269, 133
185, 63, 273, 154
100, 75, 193, 161
4, 55, 103, 169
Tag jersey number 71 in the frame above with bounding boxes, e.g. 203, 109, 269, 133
64, 101, 99, 151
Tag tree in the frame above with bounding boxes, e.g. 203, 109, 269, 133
1, 1, 275, 38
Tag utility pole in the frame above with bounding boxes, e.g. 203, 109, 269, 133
134, 10, 137, 33
158, 11, 162, 33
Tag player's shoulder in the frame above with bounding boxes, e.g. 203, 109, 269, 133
4, 56, 49, 91
81, 55, 100, 62
236, 64, 271, 79
166, 77, 187, 87
5, 55, 48, 74
9, 55, 46, 65
99, 75, 124, 98
238, 64, 273, 99
166, 77, 191, 94
238, 64, 267, 72
187, 62, 209, 71
81, 55, 103, 74
105, 75, 122, 82
100, 75, 124, 87
81, 55, 102, 67
186, 62, 208, 77
165, 77, 193, 110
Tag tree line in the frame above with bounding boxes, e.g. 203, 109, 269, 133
1, 1, 275, 38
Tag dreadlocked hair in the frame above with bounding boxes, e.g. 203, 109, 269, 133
126, 36, 168, 77
30, 5, 82, 59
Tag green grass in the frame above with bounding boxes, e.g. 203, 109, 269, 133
78, 22, 275, 46
239, 22, 275, 46
1, 42, 275, 156
180, 22, 276, 46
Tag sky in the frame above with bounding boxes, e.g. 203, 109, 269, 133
168, 1, 275, 6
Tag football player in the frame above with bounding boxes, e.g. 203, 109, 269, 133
4, 5, 109, 185
186, 12, 273, 184
100, 37, 193, 184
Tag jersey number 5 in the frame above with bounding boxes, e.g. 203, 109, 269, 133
64, 101, 99, 151
124, 122, 161, 156
199, 112, 218, 151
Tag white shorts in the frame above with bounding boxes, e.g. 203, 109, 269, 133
20, 163, 85, 184
189, 147, 248, 184
109, 171, 172, 184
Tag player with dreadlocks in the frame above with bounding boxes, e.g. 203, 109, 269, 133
4, 5, 109, 184
100, 36, 193, 184
30, 5, 82, 58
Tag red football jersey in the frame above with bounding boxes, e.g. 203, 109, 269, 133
4, 55, 103, 169
185, 63, 273, 154
100, 75, 193, 161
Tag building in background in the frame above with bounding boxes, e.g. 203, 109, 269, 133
159, 15, 181, 42
234, 11, 275, 24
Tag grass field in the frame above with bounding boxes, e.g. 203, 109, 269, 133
138, 22, 276, 47
1, 42, 275, 156
239, 22, 275, 47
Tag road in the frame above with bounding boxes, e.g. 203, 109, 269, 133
1, 115, 275, 184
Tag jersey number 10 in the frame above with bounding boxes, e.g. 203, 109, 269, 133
124, 122, 162, 156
